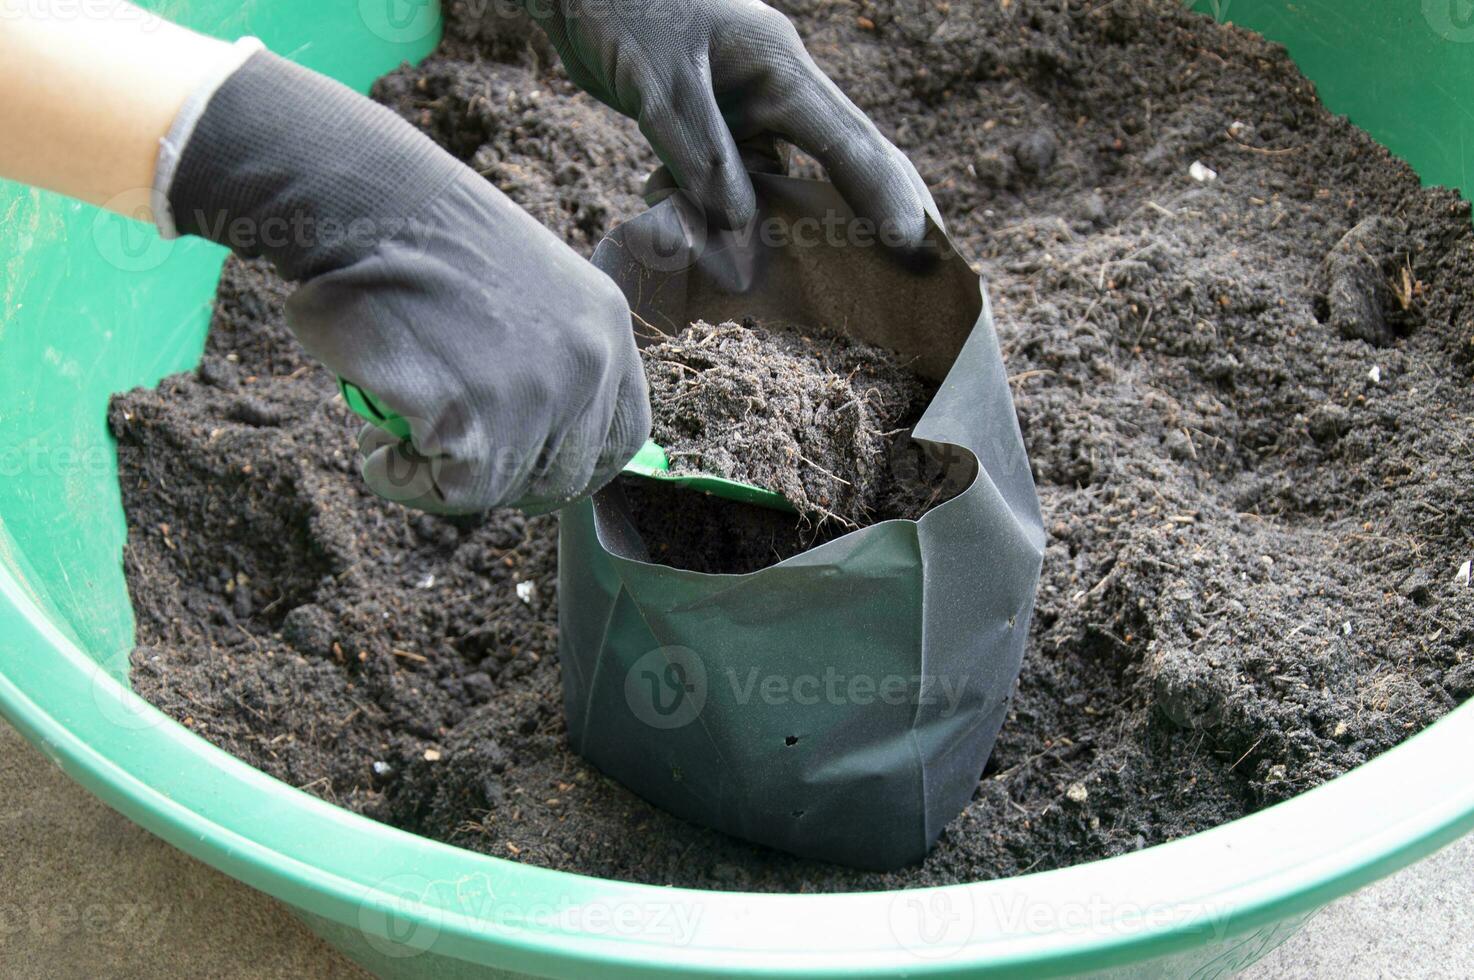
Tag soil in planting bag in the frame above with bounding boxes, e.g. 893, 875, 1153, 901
558, 174, 1045, 870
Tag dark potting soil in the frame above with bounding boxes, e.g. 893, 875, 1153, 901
639, 317, 940, 543
117, 0, 1474, 892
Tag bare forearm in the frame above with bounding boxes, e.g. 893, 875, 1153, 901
0, 2, 236, 212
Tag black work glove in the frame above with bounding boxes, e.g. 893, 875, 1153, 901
161, 51, 651, 513
528, 0, 935, 244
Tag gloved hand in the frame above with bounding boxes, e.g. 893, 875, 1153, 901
159, 50, 651, 513
528, 0, 934, 244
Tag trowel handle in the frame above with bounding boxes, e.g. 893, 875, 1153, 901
339, 378, 413, 441
339, 378, 794, 512
340, 377, 665, 470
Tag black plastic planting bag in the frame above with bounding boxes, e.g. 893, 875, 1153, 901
558, 175, 1044, 870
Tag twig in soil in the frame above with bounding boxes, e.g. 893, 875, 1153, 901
347, 697, 379, 721
797, 454, 853, 486
1130, 306, 1156, 349
225, 691, 270, 725
918, 484, 949, 512
392, 648, 429, 663
656, 359, 702, 377
1224, 128, 1302, 155
1227, 737, 1265, 773
631, 310, 666, 342
233, 624, 263, 651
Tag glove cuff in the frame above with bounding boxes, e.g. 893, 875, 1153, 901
153, 36, 265, 240
164, 49, 462, 280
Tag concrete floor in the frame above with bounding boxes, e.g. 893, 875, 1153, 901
1, 719, 1470, 978
0, 722, 368, 979
1241, 831, 1474, 979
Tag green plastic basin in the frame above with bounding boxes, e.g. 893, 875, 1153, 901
2, 1, 1472, 976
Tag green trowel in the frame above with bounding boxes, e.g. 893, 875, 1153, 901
339, 379, 796, 513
